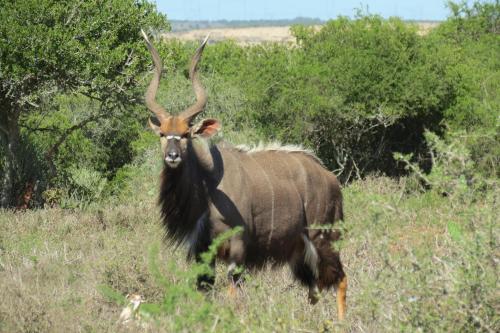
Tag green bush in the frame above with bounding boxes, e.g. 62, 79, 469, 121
395, 130, 492, 200
208, 16, 454, 180
164, 10, 498, 182
19, 93, 150, 206
63, 166, 108, 207
431, 1, 500, 178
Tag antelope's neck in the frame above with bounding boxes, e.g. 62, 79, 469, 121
159, 155, 209, 244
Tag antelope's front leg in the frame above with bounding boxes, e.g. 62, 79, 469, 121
192, 241, 215, 291
227, 236, 245, 297
196, 257, 215, 291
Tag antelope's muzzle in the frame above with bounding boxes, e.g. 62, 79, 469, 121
165, 135, 182, 167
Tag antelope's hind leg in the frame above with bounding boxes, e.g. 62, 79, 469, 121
290, 235, 321, 304
315, 240, 347, 320
335, 275, 347, 321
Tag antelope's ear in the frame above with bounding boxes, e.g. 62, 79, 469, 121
192, 118, 221, 138
148, 117, 161, 136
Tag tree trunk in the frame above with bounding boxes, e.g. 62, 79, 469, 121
0, 108, 21, 208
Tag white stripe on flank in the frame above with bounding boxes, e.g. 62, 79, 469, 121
314, 169, 324, 225
302, 234, 319, 278
290, 154, 308, 208
248, 154, 276, 248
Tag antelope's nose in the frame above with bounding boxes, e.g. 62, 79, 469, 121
167, 151, 179, 161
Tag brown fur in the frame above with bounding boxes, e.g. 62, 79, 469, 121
159, 142, 346, 287
159, 116, 189, 135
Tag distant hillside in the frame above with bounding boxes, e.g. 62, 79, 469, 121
170, 17, 324, 32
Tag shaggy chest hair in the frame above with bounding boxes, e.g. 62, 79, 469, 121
159, 156, 209, 245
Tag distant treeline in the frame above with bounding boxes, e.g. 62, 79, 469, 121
170, 17, 443, 32
170, 17, 325, 31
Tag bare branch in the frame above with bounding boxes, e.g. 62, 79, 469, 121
79, 91, 104, 102
25, 100, 40, 108
124, 49, 135, 68
20, 124, 60, 133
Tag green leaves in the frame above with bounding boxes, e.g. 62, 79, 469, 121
0, 0, 169, 104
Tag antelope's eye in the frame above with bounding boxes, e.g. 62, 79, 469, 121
159, 133, 165, 138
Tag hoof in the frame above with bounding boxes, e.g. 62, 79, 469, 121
308, 286, 320, 305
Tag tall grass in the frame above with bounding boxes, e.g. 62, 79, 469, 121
1, 168, 497, 332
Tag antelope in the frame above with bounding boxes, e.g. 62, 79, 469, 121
141, 30, 348, 320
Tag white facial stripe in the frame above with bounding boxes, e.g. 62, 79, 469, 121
166, 135, 182, 141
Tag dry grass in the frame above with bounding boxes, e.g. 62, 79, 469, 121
0, 176, 497, 332
0, 203, 158, 332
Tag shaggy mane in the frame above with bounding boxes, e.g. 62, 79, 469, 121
234, 141, 324, 165
159, 145, 209, 246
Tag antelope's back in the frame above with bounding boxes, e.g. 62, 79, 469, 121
219, 146, 342, 227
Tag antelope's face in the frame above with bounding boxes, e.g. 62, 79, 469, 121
149, 116, 220, 169
141, 30, 218, 170
152, 116, 189, 168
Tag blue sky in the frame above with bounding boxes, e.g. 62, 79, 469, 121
156, 0, 455, 21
